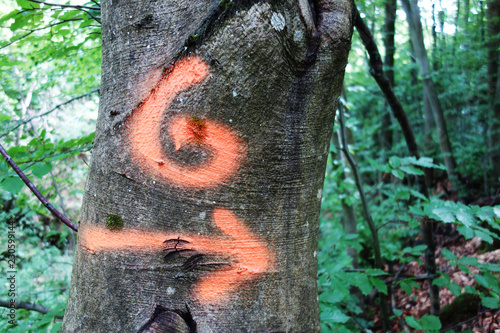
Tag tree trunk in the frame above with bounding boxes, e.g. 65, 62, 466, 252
381, 0, 397, 151
487, 0, 500, 184
331, 129, 358, 268
61, 1, 354, 332
401, 0, 459, 184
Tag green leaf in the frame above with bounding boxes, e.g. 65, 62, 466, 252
354, 274, 373, 295
474, 229, 494, 244
395, 189, 411, 200
420, 315, 442, 330
50, 322, 62, 333
482, 272, 500, 293
442, 249, 458, 262
16, 0, 40, 9
1, 176, 24, 194
475, 207, 495, 225
59, 9, 82, 20
459, 256, 479, 267
410, 189, 428, 202
454, 207, 474, 227
365, 269, 389, 276
320, 308, 350, 323
32, 162, 52, 178
464, 285, 476, 294
494, 206, 500, 219
370, 276, 388, 295
393, 308, 403, 317
0, 10, 20, 26
0, 114, 13, 121
458, 263, 471, 274
457, 226, 475, 239
432, 207, 455, 223
409, 204, 425, 216
399, 165, 424, 176
484, 263, 500, 272
400, 280, 413, 295
319, 291, 344, 304
433, 277, 449, 287
405, 316, 422, 330
391, 169, 405, 179
410, 157, 446, 169
481, 296, 499, 309
389, 156, 401, 167
474, 274, 490, 289
449, 282, 462, 296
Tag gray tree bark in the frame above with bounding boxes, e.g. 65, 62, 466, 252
401, 0, 459, 184
61, 0, 354, 332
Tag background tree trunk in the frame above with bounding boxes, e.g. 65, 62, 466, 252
381, 0, 397, 151
401, 0, 459, 184
61, 1, 354, 332
487, 0, 500, 184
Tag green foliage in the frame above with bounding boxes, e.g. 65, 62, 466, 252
0, 0, 499, 330
0, 191, 72, 332
0, 0, 99, 330
405, 314, 442, 331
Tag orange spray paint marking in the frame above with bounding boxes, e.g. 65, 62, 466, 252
79, 208, 272, 303
116, 56, 271, 303
127, 57, 245, 188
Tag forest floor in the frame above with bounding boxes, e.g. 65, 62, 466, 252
372, 224, 500, 332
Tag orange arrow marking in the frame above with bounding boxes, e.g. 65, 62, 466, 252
127, 57, 245, 189
79, 208, 272, 303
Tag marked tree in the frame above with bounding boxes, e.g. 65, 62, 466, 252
61, 1, 353, 331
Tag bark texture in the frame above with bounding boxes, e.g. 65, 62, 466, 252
62, 0, 353, 332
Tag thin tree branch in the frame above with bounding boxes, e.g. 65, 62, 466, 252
15, 144, 92, 166
27, 0, 99, 11
353, 3, 440, 316
1, 31, 36, 49
337, 102, 391, 331
441, 309, 499, 332
0, 143, 78, 232
391, 266, 412, 332
0, 298, 50, 315
1, 89, 99, 139
349, 316, 372, 332
1, 18, 85, 50
353, 5, 421, 161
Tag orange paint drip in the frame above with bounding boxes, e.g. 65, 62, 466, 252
79, 208, 272, 303
127, 57, 245, 188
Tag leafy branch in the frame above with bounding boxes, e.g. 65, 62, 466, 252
337, 101, 391, 331
353, 2, 441, 316
0, 298, 57, 316
0, 89, 99, 139
27, 0, 100, 11
27, 0, 101, 23
1, 18, 84, 49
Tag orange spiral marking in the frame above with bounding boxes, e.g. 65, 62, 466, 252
79, 208, 272, 303
127, 57, 245, 188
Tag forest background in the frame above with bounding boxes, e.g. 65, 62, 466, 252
0, 0, 499, 331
